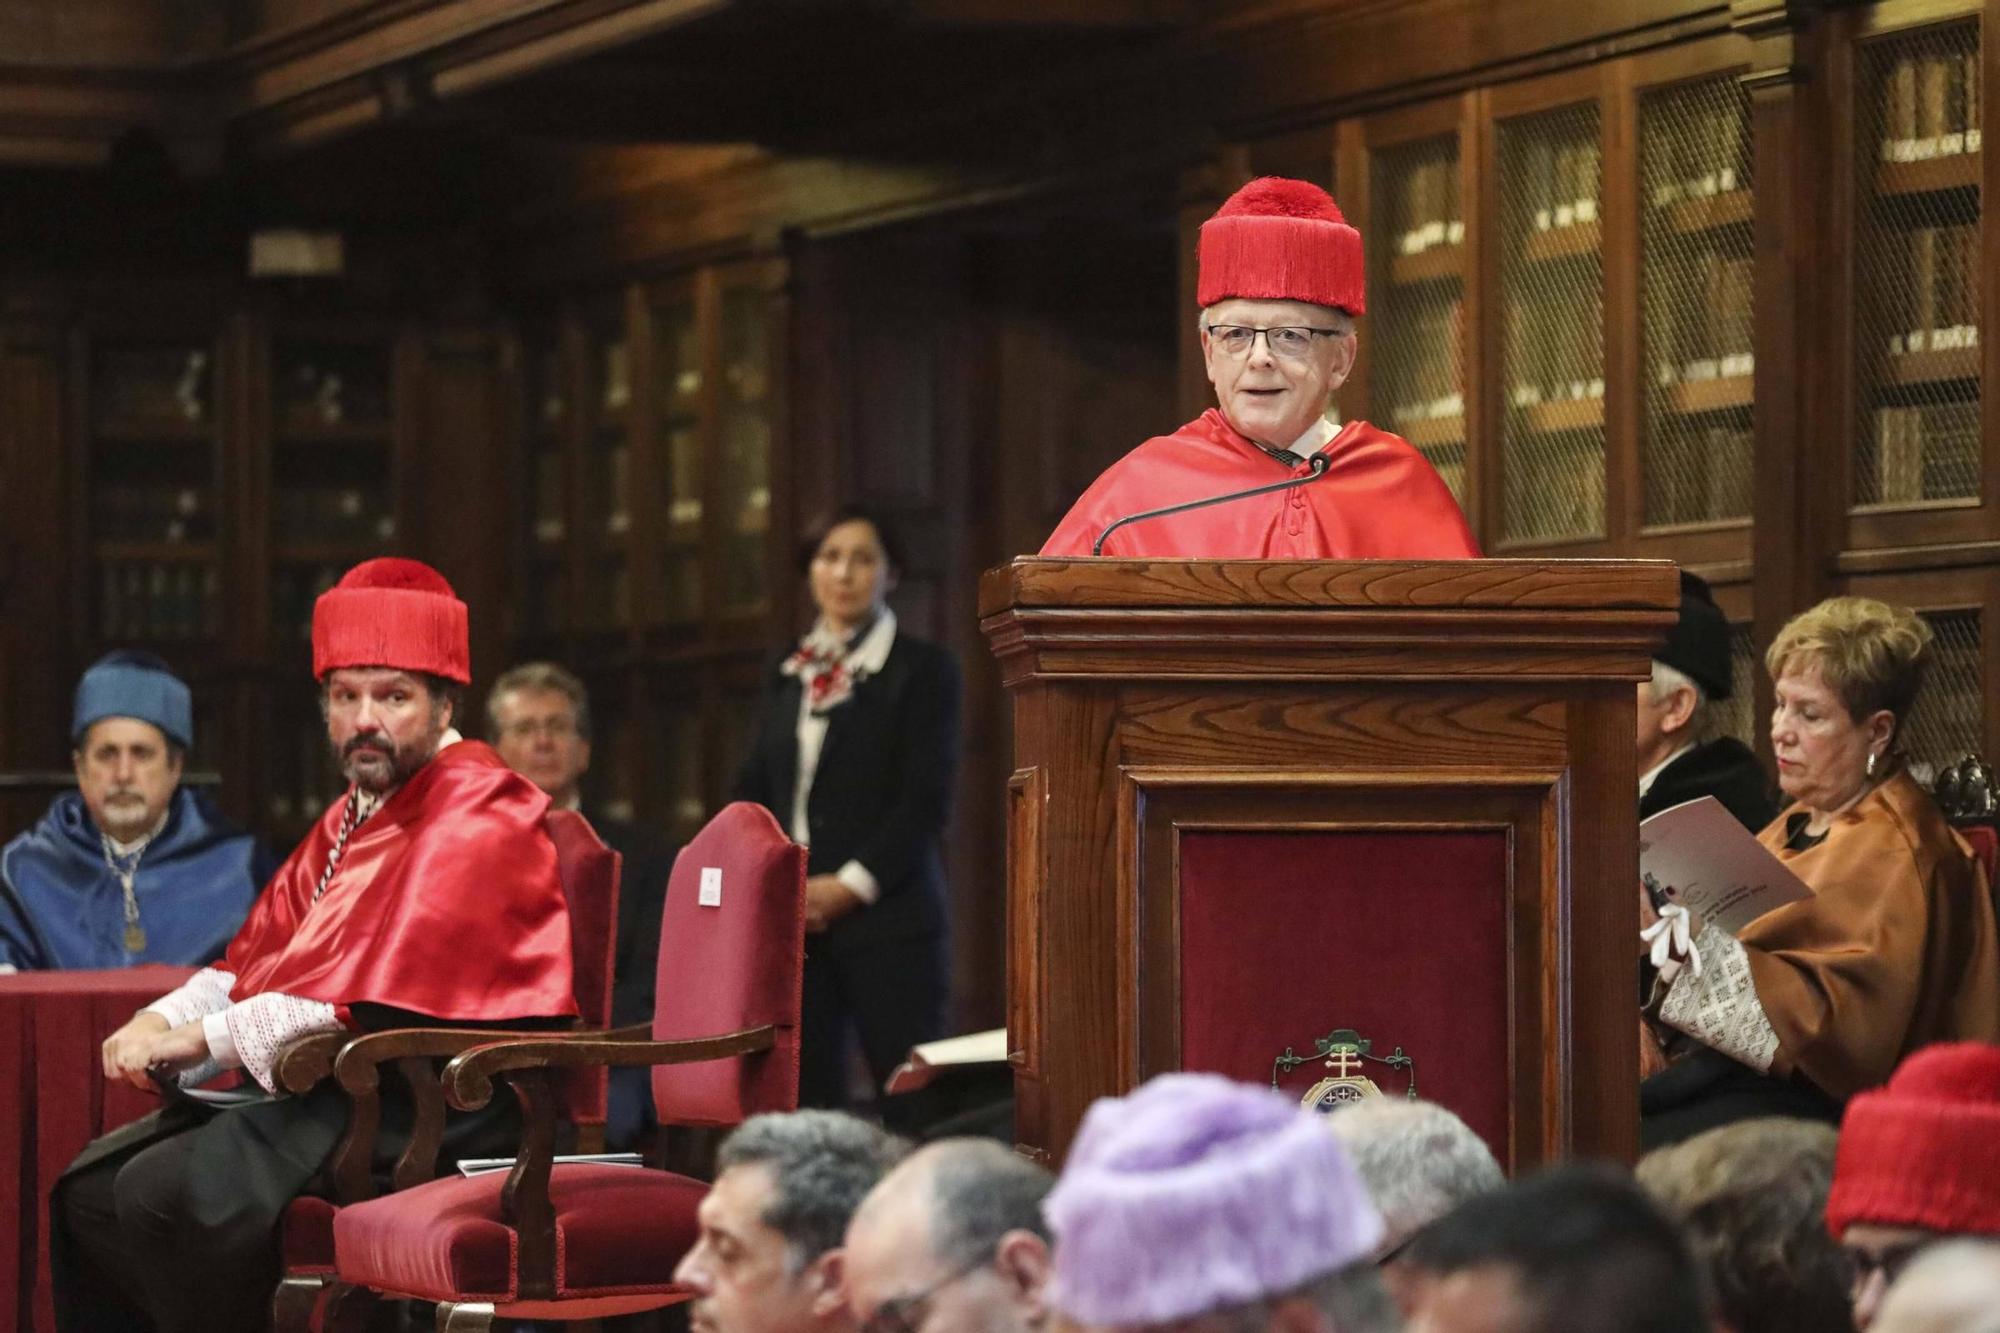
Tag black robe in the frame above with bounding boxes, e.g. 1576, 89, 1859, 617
1639, 736, 1778, 832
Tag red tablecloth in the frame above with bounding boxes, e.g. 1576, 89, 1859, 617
0, 967, 192, 1333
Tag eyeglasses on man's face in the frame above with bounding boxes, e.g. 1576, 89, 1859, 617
1204, 324, 1344, 360
857, 1258, 987, 1333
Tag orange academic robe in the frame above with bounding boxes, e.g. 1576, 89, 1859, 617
1040, 409, 1479, 559
1743, 771, 2000, 1098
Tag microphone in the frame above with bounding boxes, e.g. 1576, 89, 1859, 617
1092, 454, 1331, 556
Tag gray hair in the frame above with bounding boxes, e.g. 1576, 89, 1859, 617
921, 1139, 1055, 1270
1323, 1099, 1504, 1252
486, 661, 592, 742
1647, 659, 1711, 739
719, 1111, 909, 1271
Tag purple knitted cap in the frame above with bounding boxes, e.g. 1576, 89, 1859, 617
1044, 1073, 1385, 1325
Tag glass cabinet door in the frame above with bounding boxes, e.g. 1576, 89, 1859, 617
652, 293, 704, 624
1369, 134, 1468, 504
717, 284, 774, 615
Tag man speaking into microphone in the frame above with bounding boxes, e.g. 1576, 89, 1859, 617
1041, 176, 1479, 559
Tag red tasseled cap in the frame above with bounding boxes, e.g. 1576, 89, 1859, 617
1825, 1042, 2000, 1238
1198, 176, 1366, 314
311, 557, 471, 684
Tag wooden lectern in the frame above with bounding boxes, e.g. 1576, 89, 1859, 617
979, 558, 1679, 1169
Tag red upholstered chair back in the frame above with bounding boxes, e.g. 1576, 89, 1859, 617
546, 809, 622, 1125
652, 801, 806, 1126
1961, 824, 1998, 896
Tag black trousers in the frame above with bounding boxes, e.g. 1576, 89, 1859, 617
53, 1081, 521, 1333
799, 931, 947, 1123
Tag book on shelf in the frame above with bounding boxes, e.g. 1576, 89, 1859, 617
1882, 50, 1982, 162
1875, 406, 1924, 505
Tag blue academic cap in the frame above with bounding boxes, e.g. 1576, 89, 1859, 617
72, 650, 193, 750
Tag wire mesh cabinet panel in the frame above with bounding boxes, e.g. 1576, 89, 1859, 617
1852, 19, 1981, 513
1368, 132, 1470, 505
1494, 100, 1607, 545
1639, 74, 1756, 531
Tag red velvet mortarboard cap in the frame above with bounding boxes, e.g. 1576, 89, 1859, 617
1198, 176, 1366, 315
311, 557, 471, 684
1825, 1042, 2000, 1238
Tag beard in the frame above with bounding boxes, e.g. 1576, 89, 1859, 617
339, 727, 441, 794
96, 789, 155, 840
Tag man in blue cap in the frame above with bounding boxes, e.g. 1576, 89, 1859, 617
0, 651, 272, 970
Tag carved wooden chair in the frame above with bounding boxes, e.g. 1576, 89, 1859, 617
1933, 753, 1998, 893
270, 807, 622, 1333
327, 801, 806, 1330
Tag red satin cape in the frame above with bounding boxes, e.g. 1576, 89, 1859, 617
225, 741, 578, 1020
1041, 409, 1479, 559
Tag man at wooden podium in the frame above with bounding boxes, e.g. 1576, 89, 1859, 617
1041, 176, 1479, 559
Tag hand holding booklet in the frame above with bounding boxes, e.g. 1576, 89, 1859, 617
1639, 796, 1813, 936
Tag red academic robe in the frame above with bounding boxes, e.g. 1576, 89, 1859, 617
226, 740, 578, 1021
1041, 409, 1480, 559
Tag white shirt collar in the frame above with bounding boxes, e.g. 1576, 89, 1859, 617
1291, 416, 1340, 456
1638, 741, 1697, 798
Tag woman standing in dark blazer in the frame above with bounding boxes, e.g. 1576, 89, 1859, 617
734, 503, 961, 1110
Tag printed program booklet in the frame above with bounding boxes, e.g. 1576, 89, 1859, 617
1639, 796, 1813, 936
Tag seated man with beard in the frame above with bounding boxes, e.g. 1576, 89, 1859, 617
51, 558, 579, 1333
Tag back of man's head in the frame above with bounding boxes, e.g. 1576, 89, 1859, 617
922, 1138, 1054, 1265
1636, 1117, 1850, 1333
1325, 1099, 1503, 1255
1404, 1164, 1708, 1333
719, 1110, 910, 1269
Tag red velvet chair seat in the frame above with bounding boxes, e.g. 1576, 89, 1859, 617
281, 1196, 340, 1275
334, 1163, 704, 1303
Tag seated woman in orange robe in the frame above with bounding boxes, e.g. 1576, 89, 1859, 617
1641, 597, 2000, 1146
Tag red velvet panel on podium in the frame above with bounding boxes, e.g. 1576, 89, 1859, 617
978, 559, 1678, 1169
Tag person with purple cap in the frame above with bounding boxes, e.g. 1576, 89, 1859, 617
0, 651, 273, 971
1044, 1072, 1397, 1333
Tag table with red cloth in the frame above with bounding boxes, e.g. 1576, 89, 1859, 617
0, 966, 192, 1333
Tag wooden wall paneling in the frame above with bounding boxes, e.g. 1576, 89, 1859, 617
625, 280, 663, 639
1334, 117, 1373, 430
1177, 151, 1243, 422
1606, 59, 1644, 556
1743, 10, 1828, 742
0, 316, 70, 834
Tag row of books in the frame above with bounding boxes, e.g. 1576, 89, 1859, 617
1646, 100, 1749, 209
272, 486, 395, 544
1503, 291, 1605, 410
1503, 438, 1606, 541
277, 350, 391, 429
1646, 423, 1753, 526
94, 484, 213, 544
1380, 297, 1465, 426
1883, 226, 1980, 357
1869, 403, 1980, 505
1654, 255, 1755, 382
98, 348, 210, 425
1389, 158, 1464, 258
1879, 49, 1981, 164
98, 561, 218, 641
1516, 137, 1601, 234
273, 564, 345, 643
264, 717, 337, 824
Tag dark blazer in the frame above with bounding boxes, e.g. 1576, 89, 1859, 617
583, 811, 680, 1026
1639, 736, 1778, 833
734, 630, 960, 956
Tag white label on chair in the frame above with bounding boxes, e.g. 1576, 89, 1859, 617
699, 866, 723, 907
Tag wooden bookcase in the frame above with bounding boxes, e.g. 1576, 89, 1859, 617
513, 255, 786, 841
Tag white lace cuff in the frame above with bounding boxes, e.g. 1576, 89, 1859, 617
143, 967, 237, 1029
1658, 922, 1781, 1073
224, 992, 343, 1094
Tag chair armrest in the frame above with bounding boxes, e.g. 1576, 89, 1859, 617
328, 1022, 595, 1199
274, 1031, 350, 1096
443, 1025, 776, 1112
